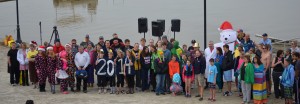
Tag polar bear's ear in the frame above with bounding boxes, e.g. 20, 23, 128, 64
218, 28, 221, 31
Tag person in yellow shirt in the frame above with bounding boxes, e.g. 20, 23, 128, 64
132, 43, 142, 91
27, 44, 38, 88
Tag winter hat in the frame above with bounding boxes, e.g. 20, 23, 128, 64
65, 43, 71, 47
38, 46, 45, 51
47, 46, 53, 50
55, 39, 60, 43
219, 21, 233, 31
30, 41, 37, 46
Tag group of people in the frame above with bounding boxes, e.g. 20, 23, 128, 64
6, 32, 300, 104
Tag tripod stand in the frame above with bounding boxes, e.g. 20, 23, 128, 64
48, 26, 60, 46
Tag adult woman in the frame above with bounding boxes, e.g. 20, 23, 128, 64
124, 49, 135, 94
271, 50, 285, 99
253, 56, 268, 104
27, 44, 38, 88
17, 42, 29, 86
85, 43, 96, 87
156, 40, 163, 50
140, 46, 151, 91
65, 44, 76, 92
215, 47, 224, 93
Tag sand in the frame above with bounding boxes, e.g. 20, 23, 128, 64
0, 45, 284, 104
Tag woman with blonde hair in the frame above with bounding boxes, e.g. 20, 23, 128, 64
17, 42, 29, 86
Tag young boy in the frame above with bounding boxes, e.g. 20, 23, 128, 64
208, 58, 218, 102
281, 59, 295, 104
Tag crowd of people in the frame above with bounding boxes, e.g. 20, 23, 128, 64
6, 32, 300, 104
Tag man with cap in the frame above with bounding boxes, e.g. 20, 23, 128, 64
71, 39, 79, 57
237, 29, 245, 42
240, 34, 255, 53
97, 36, 105, 48
188, 40, 196, 52
162, 35, 173, 50
53, 39, 65, 54
259, 33, 272, 52
80, 34, 95, 48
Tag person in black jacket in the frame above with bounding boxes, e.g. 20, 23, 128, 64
193, 50, 206, 101
140, 46, 151, 91
154, 50, 167, 95
222, 44, 234, 96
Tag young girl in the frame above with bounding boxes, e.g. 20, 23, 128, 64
35, 46, 47, 92
85, 43, 96, 87
95, 50, 107, 94
179, 54, 188, 93
27, 44, 38, 88
150, 45, 158, 91
281, 59, 295, 104
124, 50, 135, 94
58, 44, 72, 94
47, 46, 61, 94
170, 73, 182, 96
208, 59, 218, 102
17, 42, 29, 86
107, 51, 116, 94
215, 47, 223, 93
140, 46, 151, 91
115, 50, 125, 94
240, 55, 255, 104
182, 60, 194, 98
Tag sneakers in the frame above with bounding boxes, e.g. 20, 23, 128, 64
199, 97, 203, 101
62, 91, 69, 94
223, 91, 232, 96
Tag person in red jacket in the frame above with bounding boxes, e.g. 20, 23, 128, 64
169, 55, 180, 79
53, 39, 65, 54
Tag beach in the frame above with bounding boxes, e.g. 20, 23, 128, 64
0, 45, 285, 104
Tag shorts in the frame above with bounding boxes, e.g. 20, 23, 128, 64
265, 68, 270, 81
195, 74, 205, 87
284, 87, 293, 99
208, 83, 216, 89
224, 70, 232, 82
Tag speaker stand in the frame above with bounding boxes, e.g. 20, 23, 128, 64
143, 32, 146, 39
173, 32, 176, 40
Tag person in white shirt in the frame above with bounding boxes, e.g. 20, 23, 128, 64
291, 40, 300, 53
74, 46, 90, 93
204, 41, 217, 88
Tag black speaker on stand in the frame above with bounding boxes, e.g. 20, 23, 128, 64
138, 17, 148, 38
152, 21, 163, 38
171, 19, 180, 39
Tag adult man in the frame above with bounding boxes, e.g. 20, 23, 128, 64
103, 40, 116, 58
259, 33, 272, 52
111, 38, 125, 52
188, 40, 196, 51
132, 43, 142, 90
74, 46, 90, 93
149, 39, 155, 47
293, 52, 300, 104
124, 39, 133, 50
162, 35, 173, 50
237, 29, 245, 42
162, 43, 171, 93
110, 33, 123, 45
53, 39, 65, 54
71, 39, 79, 56
204, 41, 216, 88
7, 42, 20, 86
80, 35, 95, 48
240, 34, 254, 53
291, 40, 300, 53
97, 36, 105, 48
222, 44, 234, 96
193, 50, 206, 101
139, 38, 146, 50
285, 48, 292, 62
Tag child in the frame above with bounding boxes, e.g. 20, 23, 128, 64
240, 55, 255, 104
95, 50, 107, 94
124, 49, 135, 94
169, 55, 180, 83
46, 46, 61, 94
207, 59, 218, 101
182, 60, 194, 97
281, 59, 295, 104
115, 50, 125, 94
35, 46, 47, 92
17, 42, 29, 86
107, 51, 116, 94
170, 73, 182, 96
140, 46, 151, 91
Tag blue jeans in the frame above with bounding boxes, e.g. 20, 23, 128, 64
156, 74, 165, 94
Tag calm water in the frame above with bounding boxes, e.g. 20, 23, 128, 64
0, 0, 300, 48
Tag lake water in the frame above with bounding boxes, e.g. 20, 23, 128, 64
0, 0, 300, 49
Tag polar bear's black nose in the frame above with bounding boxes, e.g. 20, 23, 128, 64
225, 38, 228, 40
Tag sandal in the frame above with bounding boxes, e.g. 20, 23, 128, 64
208, 98, 212, 101
212, 99, 216, 102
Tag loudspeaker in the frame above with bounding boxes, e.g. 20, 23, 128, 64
157, 19, 165, 32
171, 19, 180, 32
152, 21, 163, 37
138, 17, 148, 33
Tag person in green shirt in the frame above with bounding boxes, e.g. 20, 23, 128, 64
150, 45, 158, 91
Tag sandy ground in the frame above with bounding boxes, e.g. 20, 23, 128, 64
0, 45, 285, 104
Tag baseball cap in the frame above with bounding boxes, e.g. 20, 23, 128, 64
191, 40, 196, 44
262, 33, 268, 37
85, 34, 90, 38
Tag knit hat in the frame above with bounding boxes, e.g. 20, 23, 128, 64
65, 43, 71, 47
55, 39, 60, 43
38, 46, 45, 51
